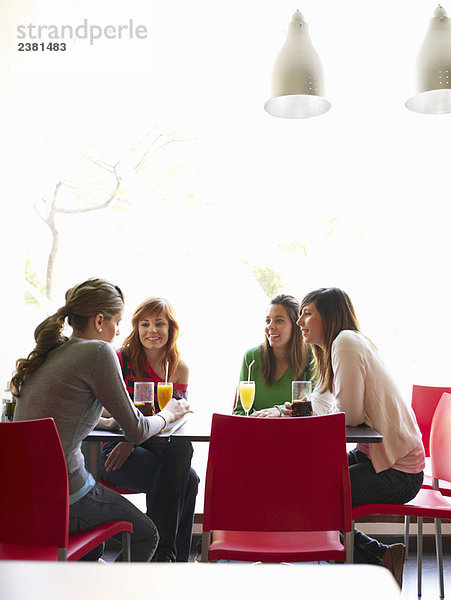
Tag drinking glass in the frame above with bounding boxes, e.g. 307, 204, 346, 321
133, 382, 155, 416
157, 381, 173, 410
291, 380, 313, 417
239, 381, 255, 416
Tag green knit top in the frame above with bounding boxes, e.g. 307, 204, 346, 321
233, 345, 311, 415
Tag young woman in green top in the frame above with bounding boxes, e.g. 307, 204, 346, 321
234, 293, 312, 417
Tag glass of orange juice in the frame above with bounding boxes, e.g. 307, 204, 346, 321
239, 381, 255, 416
157, 382, 173, 410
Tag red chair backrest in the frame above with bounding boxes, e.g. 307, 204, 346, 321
203, 412, 351, 534
0, 418, 69, 548
411, 385, 451, 456
430, 392, 451, 484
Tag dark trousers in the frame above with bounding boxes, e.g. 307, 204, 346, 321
348, 448, 423, 564
100, 439, 199, 561
70, 482, 159, 561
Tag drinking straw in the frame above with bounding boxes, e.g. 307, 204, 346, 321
248, 359, 255, 382
165, 361, 169, 384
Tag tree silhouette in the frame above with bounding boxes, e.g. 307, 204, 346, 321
32, 129, 185, 300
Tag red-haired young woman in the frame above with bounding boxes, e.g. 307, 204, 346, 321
100, 297, 198, 562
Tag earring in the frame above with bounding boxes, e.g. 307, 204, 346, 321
98, 327, 103, 333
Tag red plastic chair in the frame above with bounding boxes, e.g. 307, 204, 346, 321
411, 384, 451, 495
351, 392, 451, 598
201, 412, 353, 563
0, 418, 133, 561
404, 385, 451, 559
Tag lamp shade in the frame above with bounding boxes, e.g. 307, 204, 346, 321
264, 10, 330, 119
406, 5, 451, 114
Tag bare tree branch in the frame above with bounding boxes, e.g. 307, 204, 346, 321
44, 182, 62, 299
31, 129, 187, 300
57, 163, 121, 214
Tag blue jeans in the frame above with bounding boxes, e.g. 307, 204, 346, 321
348, 448, 424, 564
69, 481, 159, 561
100, 439, 199, 562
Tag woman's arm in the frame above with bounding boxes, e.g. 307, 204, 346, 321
92, 344, 190, 444
311, 389, 336, 415
96, 408, 121, 431
251, 407, 281, 418
331, 332, 366, 426
174, 359, 189, 385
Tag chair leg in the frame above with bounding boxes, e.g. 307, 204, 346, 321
122, 532, 131, 562
404, 515, 410, 560
434, 518, 444, 599
200, 531, 211, 562
344, 530, 353, 563
58, 547, 68, 561
417, 517, 423, 597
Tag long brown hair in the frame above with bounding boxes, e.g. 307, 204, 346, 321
301, 287, 361, 393
11, 278, 124, 396
121, 297, 181, 381
261, 293, 310, 384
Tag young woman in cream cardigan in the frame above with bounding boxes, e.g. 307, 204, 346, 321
284, 287, 424, 587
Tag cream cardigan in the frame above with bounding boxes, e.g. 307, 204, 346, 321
331, 330, 424, 473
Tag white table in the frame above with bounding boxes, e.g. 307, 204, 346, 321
0, 561, 401, 600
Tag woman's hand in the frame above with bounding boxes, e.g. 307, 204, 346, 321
97, 416, 121, 431
104, 441, 134, 472
281, 402, 293, 417
250, 407, 281, 418
159, 397, 191, 424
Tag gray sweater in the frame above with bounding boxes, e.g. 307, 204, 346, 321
14, 337, 162, 495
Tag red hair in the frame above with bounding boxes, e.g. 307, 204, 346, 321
121, 297, 180, 381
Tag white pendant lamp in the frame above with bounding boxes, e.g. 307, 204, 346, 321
406, 5, 451, 114
264, 10, 330, 119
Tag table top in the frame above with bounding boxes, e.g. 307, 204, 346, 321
0, 562, 400, 600
86, 412, 382, 444
347, 424, 383, 443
